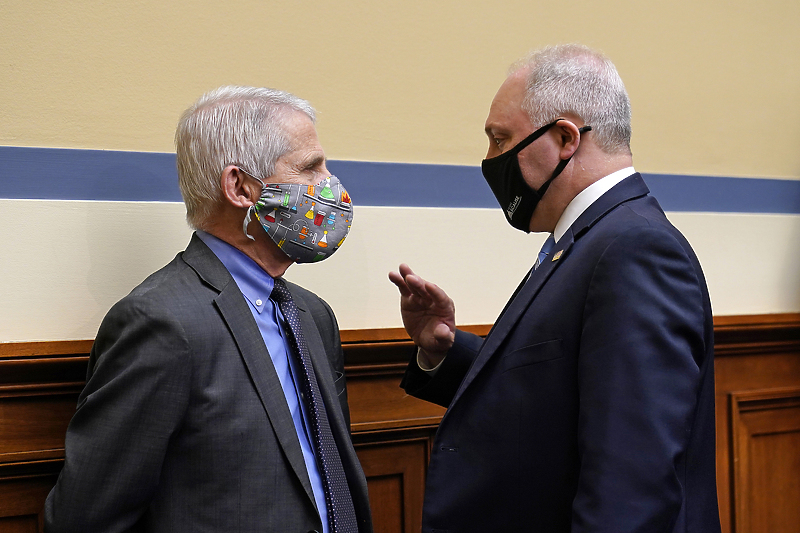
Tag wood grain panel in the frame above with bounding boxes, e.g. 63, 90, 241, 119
0, 394, 76, 462
730, 388, 800, 533
0, 314, 797, 533
355, 438, 428, 533
346, 357, 446, 432
0, 475, 55, 532
714, 315, 800, 533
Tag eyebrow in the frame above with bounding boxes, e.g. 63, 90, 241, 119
299, 153, 326, 170
484, 122, 504, 136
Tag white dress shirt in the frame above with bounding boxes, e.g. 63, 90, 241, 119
553, 167, 635, 243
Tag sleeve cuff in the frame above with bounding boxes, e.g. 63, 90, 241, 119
417, 347, 446, 375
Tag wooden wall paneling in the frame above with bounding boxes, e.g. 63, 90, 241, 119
343, 339, 446, 433
713, 314, 800, 533
0, 475, 56, 532
0, 345, 90, 530
729, 388, 800, 533
353, 432, 431, 533
342, 332, 442, 532
0, 317, 799, 533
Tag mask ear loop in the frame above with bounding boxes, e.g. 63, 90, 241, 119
237, 167, 266, 241
535, 124, 592, 198
243, 204, 257, 241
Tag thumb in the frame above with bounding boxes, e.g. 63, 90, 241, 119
432, 322, 455, 347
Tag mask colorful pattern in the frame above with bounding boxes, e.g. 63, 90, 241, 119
244, 175, 353, 263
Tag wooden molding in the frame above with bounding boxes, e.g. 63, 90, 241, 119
339, 324, 492, 345
729, 387, 800, 533
0, 340, 93, 358
1, 314, 795, 359
2, 314, 794, 359
0, 313, 798, 533
714, 313, 800, 356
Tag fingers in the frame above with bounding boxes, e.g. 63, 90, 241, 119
387, 270, 412, 297
389, 264, 454, 316
388, 263, 428, 299
393, 265, 444, 304
397, 263, 416, 278
388, 264, 457, 354
403, 270, 430, 296
424, 280, 452, 309
406, 275, 452, 313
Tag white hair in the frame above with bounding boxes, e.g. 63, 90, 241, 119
514, 44, 632, 155
175, 85, 316, 229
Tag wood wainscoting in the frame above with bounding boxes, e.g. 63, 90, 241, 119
0, 316, 798, 533
713, 315, 800, 533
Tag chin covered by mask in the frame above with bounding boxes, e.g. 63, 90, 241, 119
243, 175, 353, 263
481, 120, 591, 232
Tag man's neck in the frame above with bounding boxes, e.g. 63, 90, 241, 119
203, 220, 293, 279
530, 150, 633, 233
552, 166, 635, 242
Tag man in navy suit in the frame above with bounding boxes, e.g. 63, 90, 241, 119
390, 44, 721, 532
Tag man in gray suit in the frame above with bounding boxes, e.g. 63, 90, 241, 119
45, 86, 372, 533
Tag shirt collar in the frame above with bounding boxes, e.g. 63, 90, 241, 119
553, 167, 635, 243
196, 230, 274, 313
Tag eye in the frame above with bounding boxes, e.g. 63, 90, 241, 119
486, 128, 507, 150
303, 156, 326, 173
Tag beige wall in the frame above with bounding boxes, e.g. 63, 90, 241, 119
4, 0, 799, 176
1, 0, 799, 342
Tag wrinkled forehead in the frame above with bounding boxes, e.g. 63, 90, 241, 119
280, 110, 322, 149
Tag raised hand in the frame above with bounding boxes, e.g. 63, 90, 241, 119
388, 264, 456, 366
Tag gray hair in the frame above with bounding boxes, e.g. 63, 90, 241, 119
513, 44, 632, 155
175, 85, 316, 229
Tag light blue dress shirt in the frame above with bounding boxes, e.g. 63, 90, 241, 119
197, 231, 329, 533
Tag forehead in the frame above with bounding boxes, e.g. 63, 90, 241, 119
281, 110, 322, 151
485, 69, 532, 133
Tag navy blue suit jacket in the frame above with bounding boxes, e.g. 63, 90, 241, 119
402, 174, 721, 532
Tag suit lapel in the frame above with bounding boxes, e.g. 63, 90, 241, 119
448, 174, 651, 409
292, 289, 348, 435
448, 230, 576, 408
183, 235, 316, 507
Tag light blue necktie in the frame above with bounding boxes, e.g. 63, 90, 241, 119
534, 234, 555, 270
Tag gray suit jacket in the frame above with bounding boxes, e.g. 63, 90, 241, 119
45, 234, 372, 533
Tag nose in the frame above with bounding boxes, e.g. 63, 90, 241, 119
485, 142, 502, 160
319, 162, 331, 178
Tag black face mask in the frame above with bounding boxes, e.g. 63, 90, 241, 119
481, 120, 592, 232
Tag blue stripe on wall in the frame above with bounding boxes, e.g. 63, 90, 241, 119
2, 146, 799, 214
2, 146, 182, 202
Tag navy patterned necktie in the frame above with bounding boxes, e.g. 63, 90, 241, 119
271, 278, 358, 533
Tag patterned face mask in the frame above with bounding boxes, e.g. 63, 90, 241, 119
243, 174, 354, 263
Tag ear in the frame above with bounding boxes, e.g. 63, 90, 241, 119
554, 120, 583, 160
220, 165, 260, 208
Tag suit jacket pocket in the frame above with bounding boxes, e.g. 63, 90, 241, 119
501, 338, 564, 373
